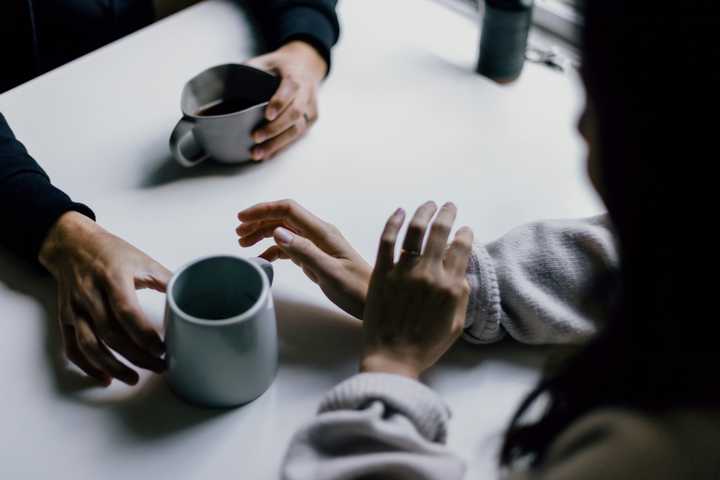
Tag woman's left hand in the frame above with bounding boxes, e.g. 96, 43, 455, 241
360, 202, 474, 380
245, 41, 327, 161
237, 200, 371, 319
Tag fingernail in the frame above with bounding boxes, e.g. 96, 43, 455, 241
266, 107, 277, 121
274, 227, 294, 246
252, 148, 264, 161
253, 132, 265, 143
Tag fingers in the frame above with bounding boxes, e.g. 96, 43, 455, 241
271, 227, 334, 274
444, 226, 475, 276
401, 201, 438, 256
82, 285, 165, 373
252, 123, 304, 161
60, 321, 110, 385
60, 283, 164, 384
236, 218, 274, 236
105, 281, 165, 362
74, 317, 139, 386
253, 95, 309, 145
424, 202, 458, 260
265, 74, 300, 122
237, 199, 330, 242
258, 245, 290, 262
375, 208, 406, 273
237, 221, 286, 247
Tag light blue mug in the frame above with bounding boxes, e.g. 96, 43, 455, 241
164, 255, 277, 408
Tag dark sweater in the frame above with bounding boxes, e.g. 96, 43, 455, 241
246, 0, 340, 73
0, 0, 339, 261
0, 113, 95, 260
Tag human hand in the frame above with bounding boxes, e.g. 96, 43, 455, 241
38, 212, 171, 386
245, 40, 327, 161
236, 200, 371, 319
360, 202, 474, 380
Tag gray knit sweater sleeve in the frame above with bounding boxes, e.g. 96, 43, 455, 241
282, 373, 466, 480
464, 215, 618, 345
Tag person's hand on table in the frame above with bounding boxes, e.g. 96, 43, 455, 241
359, 202, 474, 380
38, 212, 171, 386
236, 200, 370, 319
245, 40, 328, 162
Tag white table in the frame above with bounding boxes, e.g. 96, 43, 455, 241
0, 0, 601, 477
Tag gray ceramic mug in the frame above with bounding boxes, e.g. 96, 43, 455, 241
169, 64, 280, 167
164, 255, 277, 408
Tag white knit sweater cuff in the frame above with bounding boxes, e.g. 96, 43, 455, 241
464, 243, 505, 344
318, 373, 451, 443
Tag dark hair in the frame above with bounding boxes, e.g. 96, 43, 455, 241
500, 0, 720, 467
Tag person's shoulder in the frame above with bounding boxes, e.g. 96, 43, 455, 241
572, 407, 720, 446
547, 408, 679, 464
541, 408, 720, 479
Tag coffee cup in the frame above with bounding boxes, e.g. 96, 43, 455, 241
164, 255, 277, 407
169, 64, 280, 167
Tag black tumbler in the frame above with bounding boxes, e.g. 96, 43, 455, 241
477, 0, 534, 83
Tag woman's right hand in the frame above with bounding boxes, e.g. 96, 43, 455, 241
360, 202, 474, 379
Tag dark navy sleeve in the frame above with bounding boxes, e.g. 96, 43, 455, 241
0, 112, 95, 261
246, 0, 340, 73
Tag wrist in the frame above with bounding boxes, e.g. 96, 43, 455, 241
279, 40, 328, 80
359, 353, 421, 380
38, 211, 99, 271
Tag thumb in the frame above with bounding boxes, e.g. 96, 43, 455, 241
273, 227, 333, 275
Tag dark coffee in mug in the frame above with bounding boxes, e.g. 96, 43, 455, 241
195, 98, 257, 117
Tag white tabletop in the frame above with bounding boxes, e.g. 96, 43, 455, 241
0, 0, 601, 477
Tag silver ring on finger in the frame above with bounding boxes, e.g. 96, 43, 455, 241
400, 248, 421, 258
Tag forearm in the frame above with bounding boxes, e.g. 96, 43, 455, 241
464, 215, 619, 345
282, 373, 465, 480
0, 113, 94, 261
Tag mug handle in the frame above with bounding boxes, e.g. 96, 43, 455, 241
169, 117, 210, 167
250, 257, 274, 285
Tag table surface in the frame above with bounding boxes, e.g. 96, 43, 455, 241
0, 0, 601, 477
